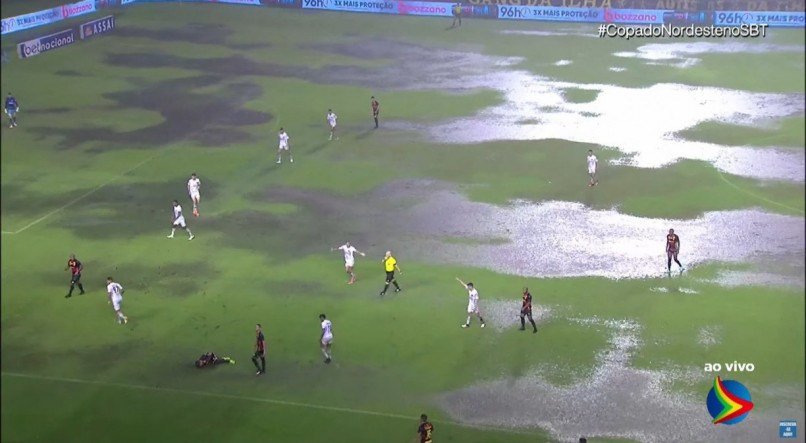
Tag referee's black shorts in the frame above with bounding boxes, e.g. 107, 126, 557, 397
385, 271, 395, 282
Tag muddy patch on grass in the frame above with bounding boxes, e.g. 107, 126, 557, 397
114, 23, 271, 50
55, 69, 83, 77
26, 107, 72, 114
30, 75, 270, 150
437, 316, 801, 442
102, 38, 803, 181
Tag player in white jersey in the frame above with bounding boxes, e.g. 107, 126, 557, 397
331, 241, 366, 284
456, 277, 486, 328
187, 173, 201, 217
276, 127, 293, 164
326, 109, 338, 141
587, 149, 598, 187
106, 276, 128, 324
167, 200, 194, 240
319, 313, 334, 364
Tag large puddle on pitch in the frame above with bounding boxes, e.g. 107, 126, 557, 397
614, 41, 805, 68
421, 75, 804, 182
437, 316, 804, 443
317, 38, 805, 182
261, 180, 805, 283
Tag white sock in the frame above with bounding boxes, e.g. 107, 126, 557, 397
466, 316, 471, 325
321, 348, 329, 358
170, 228, 176, 236
187, 229, 193, 237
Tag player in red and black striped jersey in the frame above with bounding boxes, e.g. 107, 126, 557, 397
666, 228, 683, 273
251, 324, 267, 375
371, 96, 380, 129
195, 352, 236, 368
519, 287, 537, 333
65, 254, 85, 298
417, 414, 434, 443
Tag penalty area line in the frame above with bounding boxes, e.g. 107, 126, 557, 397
0, 372, 535, 436
1, 151, 165, 236
717, 169, 805, 215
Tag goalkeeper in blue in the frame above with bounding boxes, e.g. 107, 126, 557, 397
5, 93, 19, 128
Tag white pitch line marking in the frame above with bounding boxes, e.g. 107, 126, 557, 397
1, 371, 535, 436
2, 151, 165, 235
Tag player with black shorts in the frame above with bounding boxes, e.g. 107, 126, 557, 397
195, 352, 235, 368
65, 254, 85, 298
379, 250, 401, 296
451, 2, 462, 28
666, 228, 684, 273
519, 287, 537, 333
251, 324, 267, 375
371, 96, 380, 129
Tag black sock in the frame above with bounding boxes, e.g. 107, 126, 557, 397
530, 318, 537, 331
68, 283, 75, 295
374, 117, 378, 127
667, 258, 672, 270
675, 259, 682, 267
520, 316, 525, 328
392, 280, 400, 290
381, 283, 390, 294
479, 317, 485, 323
260, 357, 266, 372
251, 356, 260, 370
78, 283, 84, 293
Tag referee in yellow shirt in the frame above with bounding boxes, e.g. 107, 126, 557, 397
379, 250, 402, 296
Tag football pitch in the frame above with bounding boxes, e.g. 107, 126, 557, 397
1, 3, 804, 442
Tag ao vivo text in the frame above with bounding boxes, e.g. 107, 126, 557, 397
704, 361, 755, 372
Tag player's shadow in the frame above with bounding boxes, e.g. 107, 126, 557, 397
353, 128, 375, 140
306, 141, 331, 155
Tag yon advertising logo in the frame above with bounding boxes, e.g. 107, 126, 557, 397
62, 0, 95, 19
302, 0, 329, 8
80, 15, 116, 40
705, 377, 754, 425
17, 28, 77, 59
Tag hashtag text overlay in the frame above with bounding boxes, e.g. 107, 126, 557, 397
598, 23, 768, 40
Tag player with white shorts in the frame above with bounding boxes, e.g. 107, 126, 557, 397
456, 277, 486, 328
167, 200, 194, 240
276, 128, 293, 164
326, 109, 338, 141
319, 314, 334, 364
587, 149, 598, 187
331, 241, 366, 284
187, 173, 201, 217
106, 277, 128, 324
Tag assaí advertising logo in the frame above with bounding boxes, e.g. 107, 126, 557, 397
706, 376, 754, 425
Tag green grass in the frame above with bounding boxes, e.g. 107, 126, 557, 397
1, 5, 804, 443
676, 116, 806, 149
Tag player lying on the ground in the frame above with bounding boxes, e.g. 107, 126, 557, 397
195, 352, 236, 368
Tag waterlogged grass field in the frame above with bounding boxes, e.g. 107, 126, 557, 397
1, 3, 804, 442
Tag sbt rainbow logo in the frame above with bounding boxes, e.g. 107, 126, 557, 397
706, 376, 754, 425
